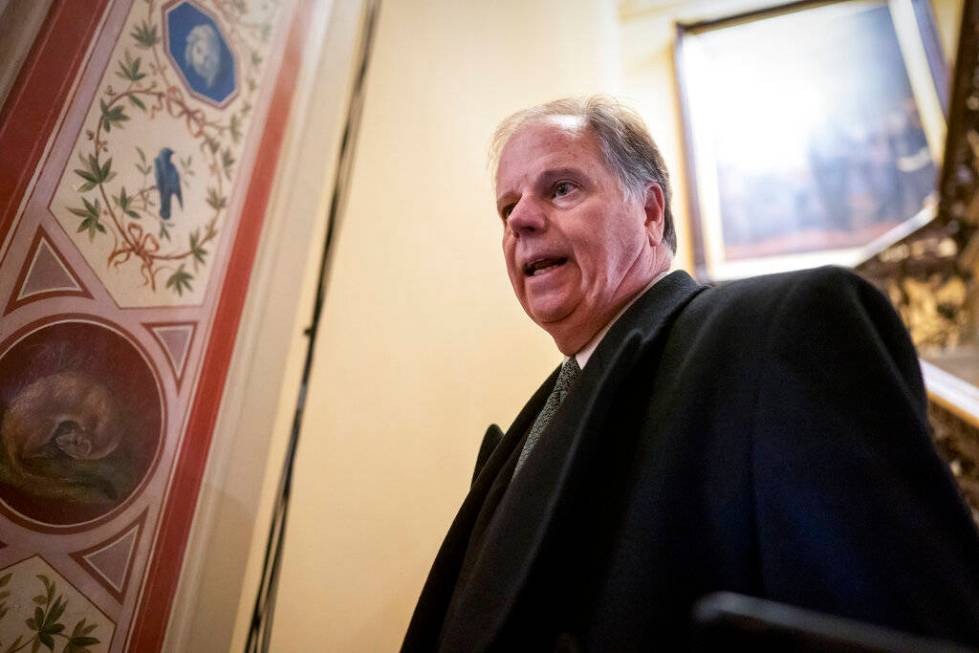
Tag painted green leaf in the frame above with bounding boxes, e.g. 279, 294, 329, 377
112, 186, 140, 219
38, 631, 53, 650
74, 152, 107, 191
115, 51, 146, 83
189, 230, 207, 266
100, 158, 116, 186
128, 93, 147, 111
221, 148, 235, 180
76, 198, 106, 240
4, 634, 23, 653
73, 169, 98, 191
130, 20, 159, 49
33, 607, 44, 628
73, 169, 97, 183
0, 573, 11, 587
178, 154, 195, 178
32, 594, 46, 604
46, 596, 65, 626
166, 265, 194, 296
230, 113, 241, 144
84, 196, 101, 216
99, 99, 129, 133
87, 154, 101, 180
68, 637, 98, 646
206, 187, 227, 211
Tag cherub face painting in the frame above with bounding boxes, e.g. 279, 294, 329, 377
185, 23, 222, 88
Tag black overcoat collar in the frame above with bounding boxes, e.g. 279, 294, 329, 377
403, 270, 705, 652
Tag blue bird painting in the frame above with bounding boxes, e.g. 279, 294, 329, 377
154, 147, 183, 220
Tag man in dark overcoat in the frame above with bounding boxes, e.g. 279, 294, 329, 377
402, 97, 979, 651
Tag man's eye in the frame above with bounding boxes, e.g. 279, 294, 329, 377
554, 182, 574, 197
501, 204, 514, 220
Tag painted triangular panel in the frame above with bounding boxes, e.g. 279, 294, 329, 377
5, 228, 91, 314
84, 528, 137, 593
70, 511, 146, 602
19, 239, 82, 298
145, 322, 196, 385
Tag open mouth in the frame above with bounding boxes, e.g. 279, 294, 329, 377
523, 257, 568, 277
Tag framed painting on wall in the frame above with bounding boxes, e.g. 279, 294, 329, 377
674, 0, 948, 281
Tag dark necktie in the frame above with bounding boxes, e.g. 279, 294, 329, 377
513, 357, 581, 476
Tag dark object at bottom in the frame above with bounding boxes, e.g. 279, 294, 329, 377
692, 592, 974, 652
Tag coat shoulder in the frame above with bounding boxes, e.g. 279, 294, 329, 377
712, 265, 873, 301
688, 266, 887, 324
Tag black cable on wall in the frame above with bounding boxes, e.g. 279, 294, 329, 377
244, 1, 381, 650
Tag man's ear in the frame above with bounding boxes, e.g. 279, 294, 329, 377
642, 183, 665, 245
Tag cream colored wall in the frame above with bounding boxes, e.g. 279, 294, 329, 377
269, 0, 623, 651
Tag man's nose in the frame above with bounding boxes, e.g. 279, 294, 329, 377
507, 197, 546, 235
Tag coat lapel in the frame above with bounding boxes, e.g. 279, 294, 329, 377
439, 271, 706, 650
402, 366, 558, 651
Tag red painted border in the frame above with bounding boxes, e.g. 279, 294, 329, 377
0, 0, 110, 245
128, 0, 314, 649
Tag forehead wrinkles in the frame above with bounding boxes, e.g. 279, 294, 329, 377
495, 119, 594, 196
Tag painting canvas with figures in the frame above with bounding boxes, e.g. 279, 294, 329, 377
676, 0, 946, 280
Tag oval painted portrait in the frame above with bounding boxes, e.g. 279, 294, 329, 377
0, 319, 163, 527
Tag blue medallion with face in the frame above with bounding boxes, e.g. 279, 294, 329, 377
166, 1, 236, 105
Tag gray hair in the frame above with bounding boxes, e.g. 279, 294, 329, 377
491, 96, 676, 253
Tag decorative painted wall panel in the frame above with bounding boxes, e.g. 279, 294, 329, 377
0, 0, 312, 649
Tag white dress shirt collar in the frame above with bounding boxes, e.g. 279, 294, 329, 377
573, 269, 671, 369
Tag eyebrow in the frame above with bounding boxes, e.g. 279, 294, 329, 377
538, 167, 585, 183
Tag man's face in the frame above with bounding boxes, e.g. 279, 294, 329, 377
495, 119, 663, 354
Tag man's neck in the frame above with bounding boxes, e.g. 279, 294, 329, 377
573, 269, 671, 369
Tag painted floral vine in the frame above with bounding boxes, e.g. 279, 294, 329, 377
67, 0, 278, 296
